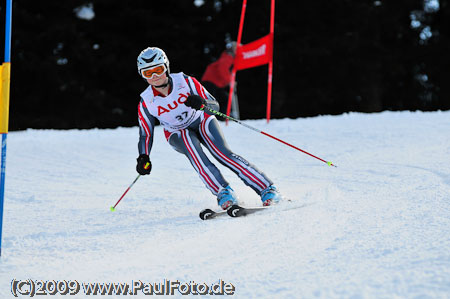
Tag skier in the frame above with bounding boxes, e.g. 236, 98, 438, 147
135, 47, 281, 209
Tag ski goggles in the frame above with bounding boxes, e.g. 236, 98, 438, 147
140, 64, 167, 79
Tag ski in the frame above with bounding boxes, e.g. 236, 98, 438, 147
199, 200, 308, 220
199, 205, 268, 220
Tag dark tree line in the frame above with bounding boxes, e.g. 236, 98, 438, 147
0, 0, 448, 131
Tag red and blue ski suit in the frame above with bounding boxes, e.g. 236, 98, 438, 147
138, 72, 272, 196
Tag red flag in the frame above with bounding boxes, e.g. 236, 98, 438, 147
234, 33, 273, 71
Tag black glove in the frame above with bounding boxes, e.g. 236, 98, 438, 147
136, 154, 152, 175
185, 95, 206, 110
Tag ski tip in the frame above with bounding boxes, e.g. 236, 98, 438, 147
227, 205, 244, 217
199, 208, 215, 220
110, 206, 116, 212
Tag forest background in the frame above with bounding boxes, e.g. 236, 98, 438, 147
0, 0, 447, 130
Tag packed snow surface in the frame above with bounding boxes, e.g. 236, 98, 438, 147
1, 111, 449, 298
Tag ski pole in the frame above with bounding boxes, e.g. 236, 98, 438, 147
204, 107, 337, 167
110, 163, 150, 211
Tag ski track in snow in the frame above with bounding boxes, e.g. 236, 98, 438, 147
1, 111, 449, 298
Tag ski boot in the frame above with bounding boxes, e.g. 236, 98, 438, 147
217, 186, 238, 210
261, 185, 282, 206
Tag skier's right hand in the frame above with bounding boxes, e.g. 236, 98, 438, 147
136, 154, 152, 175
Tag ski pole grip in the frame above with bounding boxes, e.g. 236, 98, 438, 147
144, 162, 150, 170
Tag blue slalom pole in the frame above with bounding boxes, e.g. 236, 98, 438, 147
0, 135, 7, 257
0, 0, 13, 257
4, 0, 12, 63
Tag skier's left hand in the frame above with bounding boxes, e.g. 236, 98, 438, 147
185, 95, 206, 110
136, 154, 152, 175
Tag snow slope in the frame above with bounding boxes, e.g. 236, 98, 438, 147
1, 111, 449, 298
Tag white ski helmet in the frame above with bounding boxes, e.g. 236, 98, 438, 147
137, 47, 170, 76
